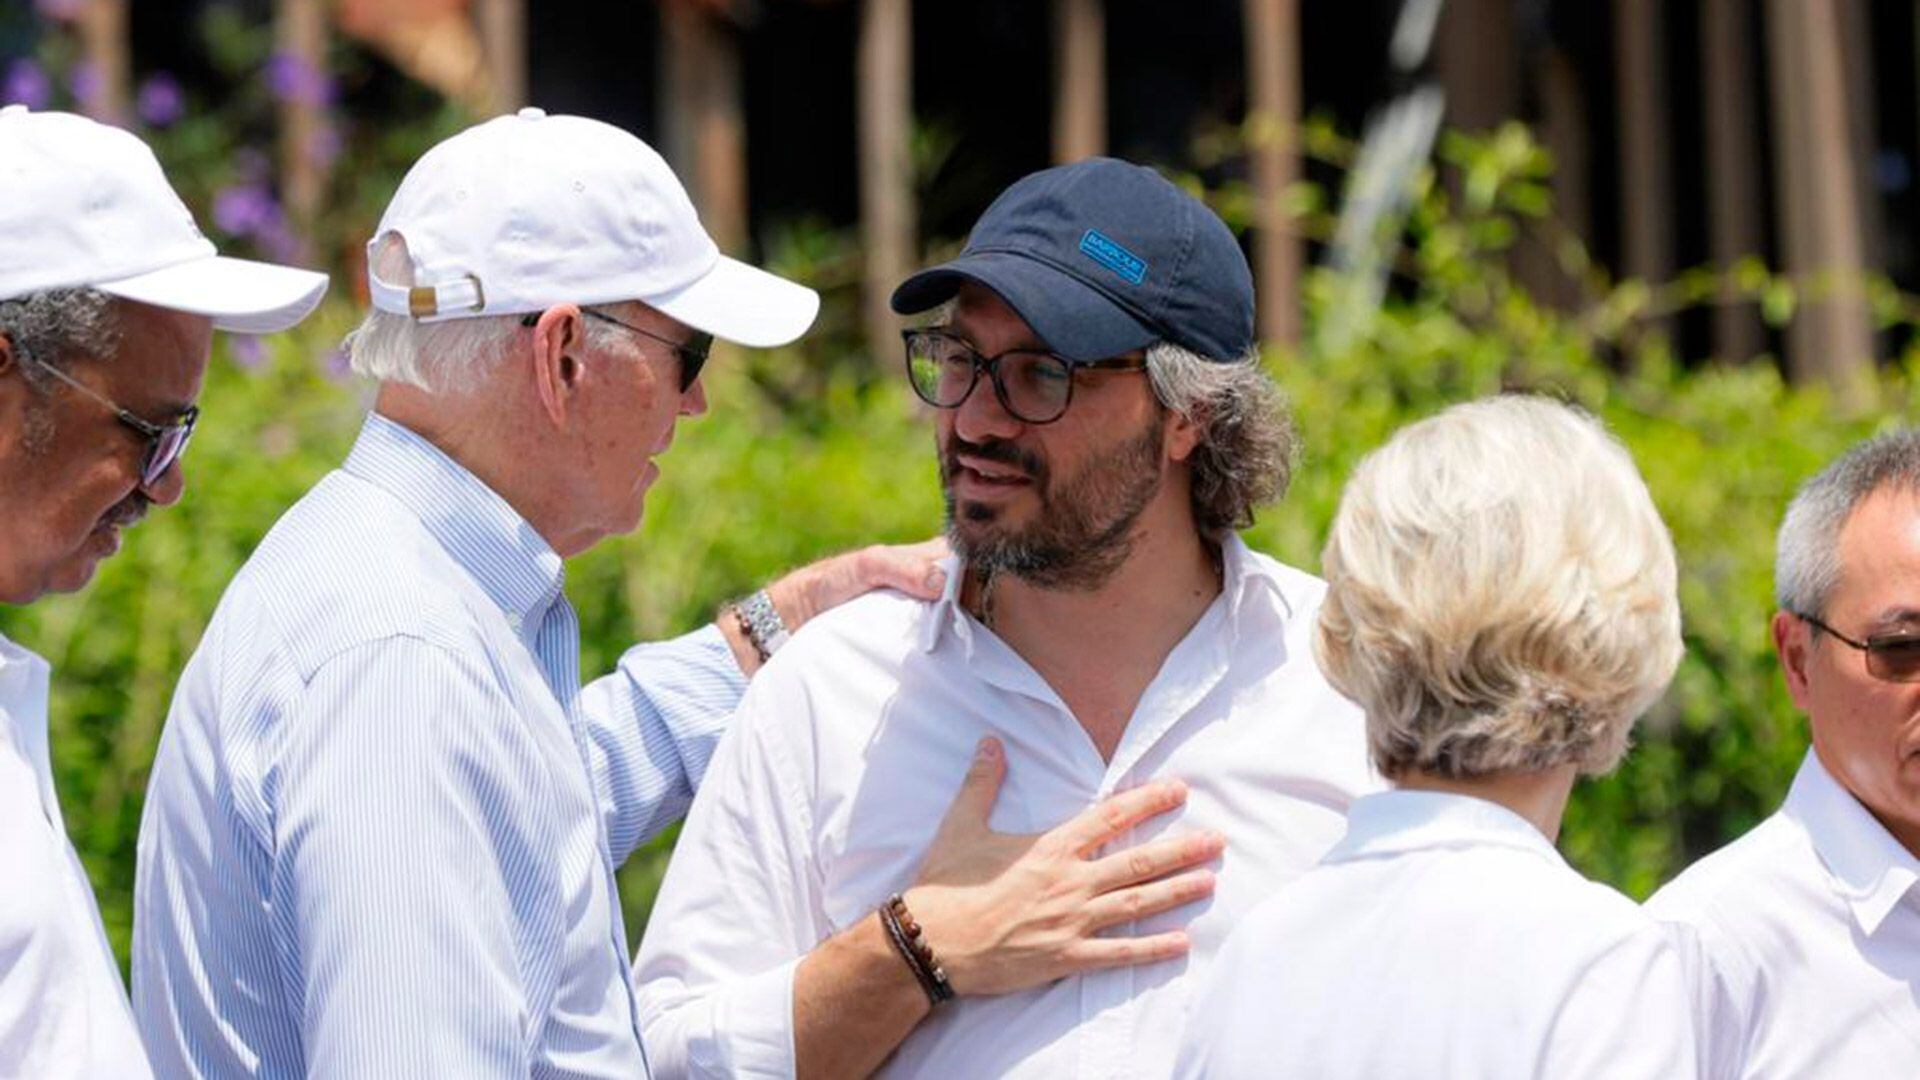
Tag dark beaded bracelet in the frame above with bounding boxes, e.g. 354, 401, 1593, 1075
879, 892, 955, 1006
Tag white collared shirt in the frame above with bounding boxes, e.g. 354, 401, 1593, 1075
1175, 789, 1699, 1080
0, 631, 152, 1078
1647, 750, 1920, 1079
632, 537, 1379, 1078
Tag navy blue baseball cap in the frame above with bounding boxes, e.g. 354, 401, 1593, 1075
891, 157, 1255, 363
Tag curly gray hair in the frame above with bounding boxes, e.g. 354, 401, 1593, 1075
1144, 341, 1296, 537
0, 287, 123, 452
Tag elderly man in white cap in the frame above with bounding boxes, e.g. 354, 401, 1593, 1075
0, 105, 328, 1077
131, 108, 943, 1077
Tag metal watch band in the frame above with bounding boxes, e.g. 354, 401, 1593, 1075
738, 588, 790, 660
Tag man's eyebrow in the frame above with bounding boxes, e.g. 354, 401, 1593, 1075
1868, 607, 1920, 631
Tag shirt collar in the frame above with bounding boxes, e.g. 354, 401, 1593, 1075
1784, 749, 1920, 936
342, 412, 567, 629
1324, 788, 1567, 868
0, 629, 57, 825
915, 532, 1294, 656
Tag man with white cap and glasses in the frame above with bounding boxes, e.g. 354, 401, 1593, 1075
0, 105, 327, 1076
132, 108, 943, 1076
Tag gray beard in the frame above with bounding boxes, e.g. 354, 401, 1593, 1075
941, 416, 1165, 592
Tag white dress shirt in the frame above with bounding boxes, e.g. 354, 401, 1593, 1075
0, 631, 152, 1078
1175, 789, 1699, 1079
1647, 750, 1920, 1079
633, 537, 1378, 1078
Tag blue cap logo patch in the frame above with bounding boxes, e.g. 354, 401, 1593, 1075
1079, 229, 1148, 285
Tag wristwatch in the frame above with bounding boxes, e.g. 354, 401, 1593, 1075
733, 588, 791, 662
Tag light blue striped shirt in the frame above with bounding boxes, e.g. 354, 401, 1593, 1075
132, 412, 745, 1078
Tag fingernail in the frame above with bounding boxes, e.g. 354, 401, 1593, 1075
977, 736, 1000, 758
926, 567, 948, 591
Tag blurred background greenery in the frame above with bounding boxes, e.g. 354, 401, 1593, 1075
6, 0, 1920, 970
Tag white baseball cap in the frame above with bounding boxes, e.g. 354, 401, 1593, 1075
367, 108, 819, 347
0, 105, 328, 333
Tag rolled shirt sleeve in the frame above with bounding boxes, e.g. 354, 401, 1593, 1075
273, 637, 545, 1078
632, 671, 827, 1079
579, 624, 748, 864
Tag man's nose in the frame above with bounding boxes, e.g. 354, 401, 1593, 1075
141, 459, 186, 507
952, 372, 1023, 445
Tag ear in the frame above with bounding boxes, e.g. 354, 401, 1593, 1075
1773, 609, 1816, 710
1163, 403, 1205, 463
0, 331, 15, 377
528, 305, 584, 428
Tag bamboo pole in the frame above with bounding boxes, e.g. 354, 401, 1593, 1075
1244, 0, 1300, 347
75, 0, 129, 125
1052, 0, 1106, 163
476, 0, 527, 114
1615, 0, 1674, 302
275, 0, 327, 250
1700, 0, 1766, 363
1765, 0, 1874, 407
859, 0, 915, 364
660, 3, 748, 255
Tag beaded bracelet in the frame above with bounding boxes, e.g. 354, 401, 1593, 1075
879, 892, 955, 1006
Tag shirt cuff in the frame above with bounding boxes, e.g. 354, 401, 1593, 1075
662, 957, 801, 1080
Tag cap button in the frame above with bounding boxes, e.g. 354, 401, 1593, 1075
517, 107, 546, 120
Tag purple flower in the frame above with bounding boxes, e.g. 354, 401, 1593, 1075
323, 345, 352, 383
68, 61, 101, 114
264, 52, 336, 107
212, 183, 279, 237
2, 60, 50, 110
34, 0, 86, 21
136, 73, 183, 128
228, 335, 266, 371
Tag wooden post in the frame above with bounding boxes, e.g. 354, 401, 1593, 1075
1615, 0, 1674, 304
1765, 0, 1874, 407
1052, 0, 1106, 163
1700, 0, 1766, 363
476, 0, 527, 114
1433, 0, 1515, 133
1524, 45, 1589, 312
660, 3, 748, 255
1244, 0, 1300, 347
275, 0, 327, 250
859, 0, 914, 364
75, 0, 129, 125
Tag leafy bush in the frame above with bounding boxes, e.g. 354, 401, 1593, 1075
6, 122, 1917, 970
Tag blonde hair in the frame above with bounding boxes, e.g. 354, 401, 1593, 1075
1314, 395, 1683, 780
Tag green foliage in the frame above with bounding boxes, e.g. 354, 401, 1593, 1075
6, 120, 1919, 976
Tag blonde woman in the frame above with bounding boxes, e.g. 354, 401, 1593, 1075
1175, 396, 1698, 1078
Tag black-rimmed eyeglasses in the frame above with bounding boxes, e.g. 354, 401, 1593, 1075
520, 309, 711, 393
902, 327, 1147, 425
32, 360, 197, 490
1795, 611, 1920, 683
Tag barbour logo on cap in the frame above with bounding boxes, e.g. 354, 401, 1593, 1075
1079, 229, 1147, 285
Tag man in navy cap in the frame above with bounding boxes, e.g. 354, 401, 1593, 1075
633, 158, 1379, 1078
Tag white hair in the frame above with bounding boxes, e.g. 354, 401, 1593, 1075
1314, 395, 1684, 779
343, 234, 629, 393
1776, 429, 1920, 618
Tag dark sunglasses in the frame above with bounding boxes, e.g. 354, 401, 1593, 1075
1796, 612, 1920, 683
520, 309, 711, 393
901, 327, 1147, 425
32, 359, 197, 489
